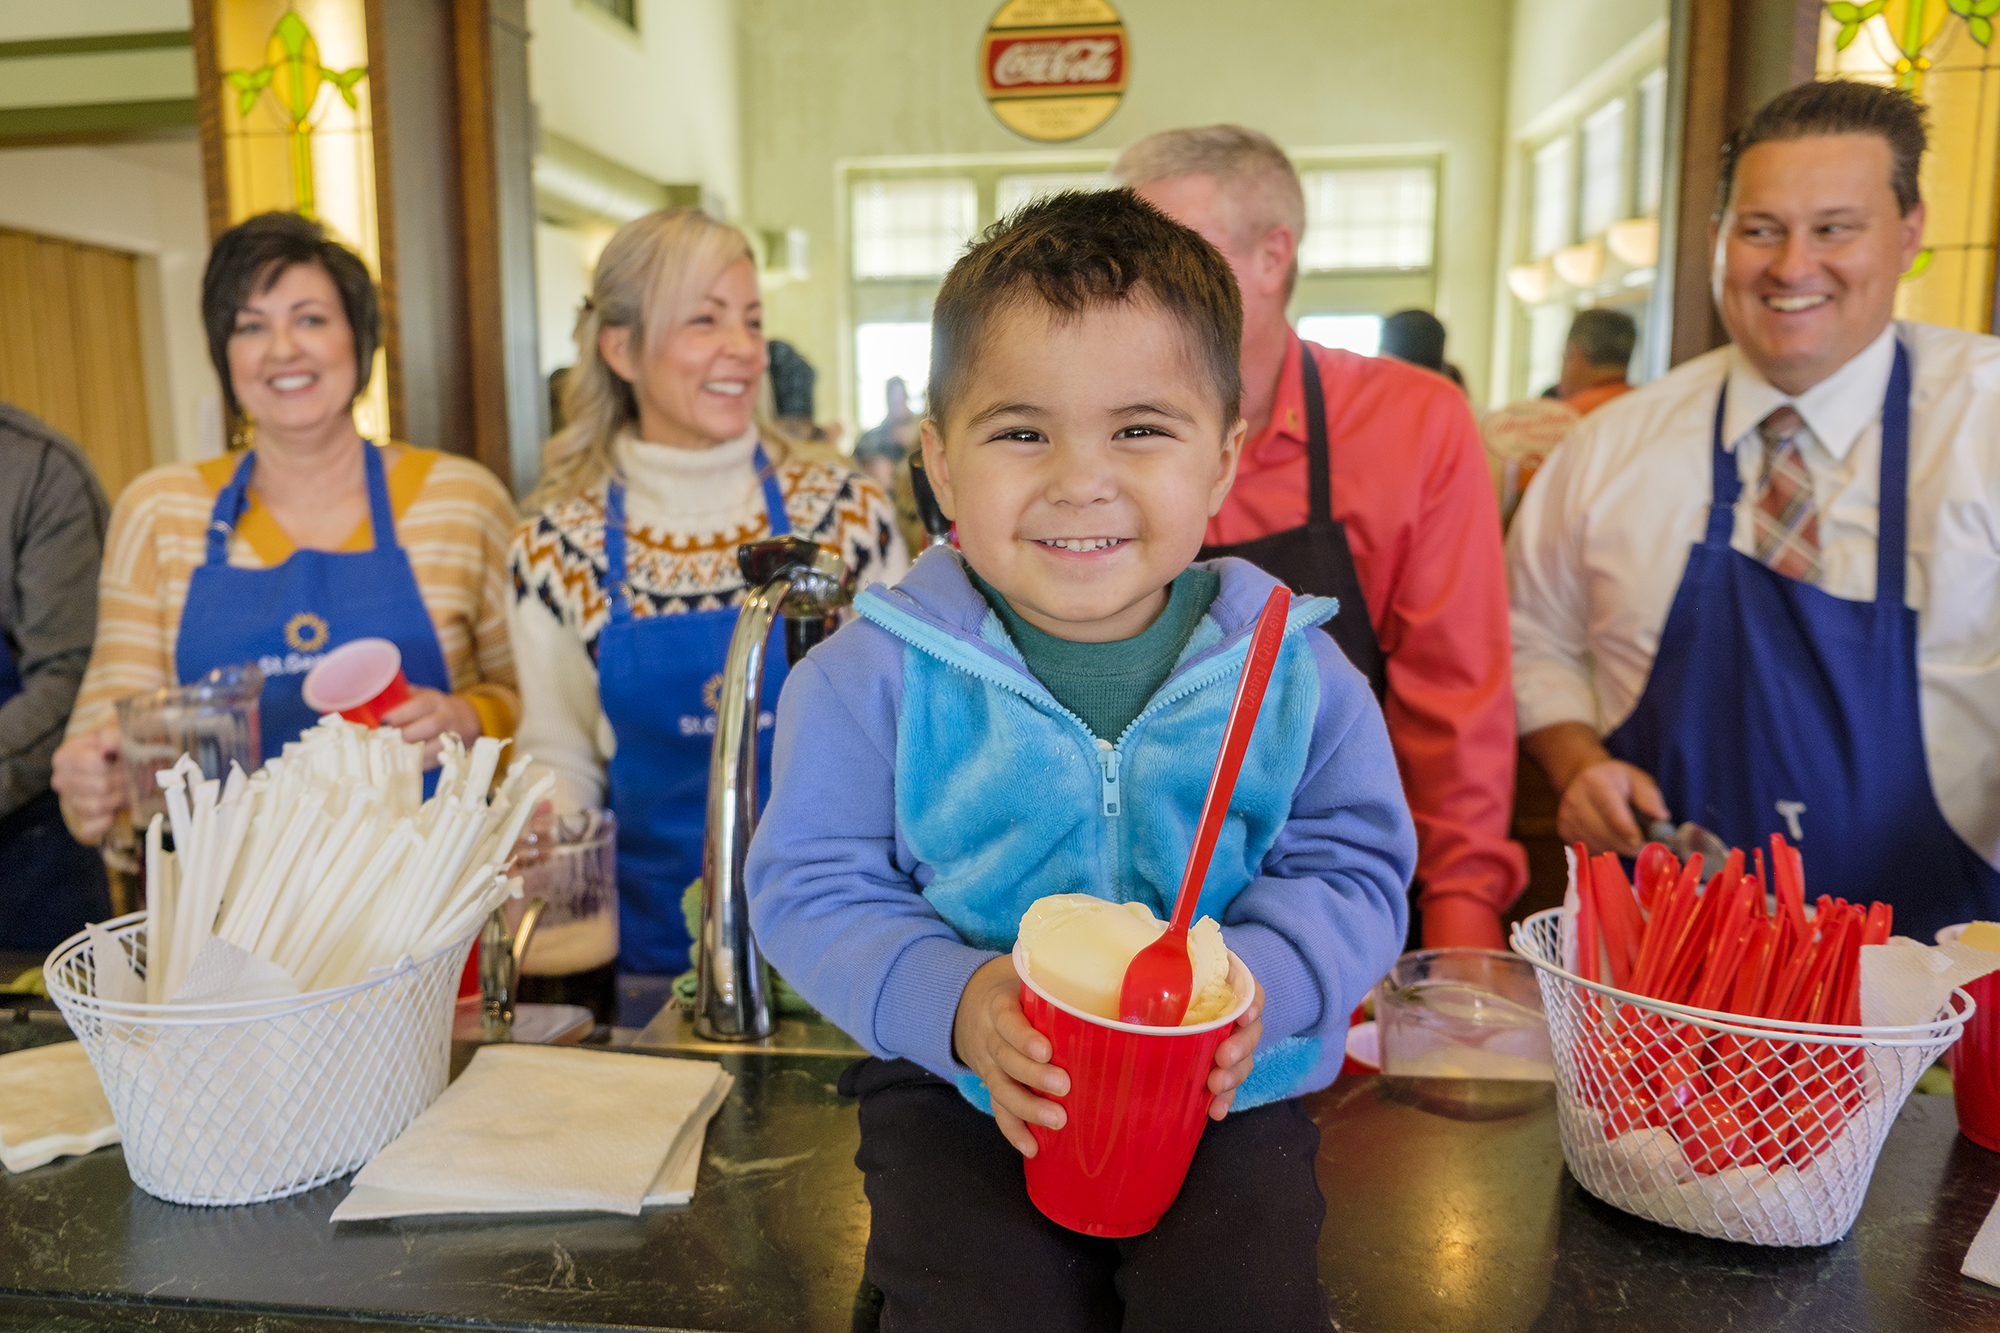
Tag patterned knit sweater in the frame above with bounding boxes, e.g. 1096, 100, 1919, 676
509, 431, 909, 810
67, 444, 520, 747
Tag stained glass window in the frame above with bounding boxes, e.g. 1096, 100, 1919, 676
1817, 5, 2000, 331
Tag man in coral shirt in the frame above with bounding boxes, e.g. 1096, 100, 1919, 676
1558, 307, 1637, 416
1116, 125, 1526, 948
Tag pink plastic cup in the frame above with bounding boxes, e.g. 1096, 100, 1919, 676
301, 638, 410, 727
1012, 940, 1255, 1237
1938, 924, 2000, 1151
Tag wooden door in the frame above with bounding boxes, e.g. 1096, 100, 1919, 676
0, 227, 156, 499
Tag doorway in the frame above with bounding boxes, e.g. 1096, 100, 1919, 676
0, 226, 156, 499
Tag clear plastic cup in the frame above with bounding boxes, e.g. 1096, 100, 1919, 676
115, 664, 264, 833
1013, 941, 1255, 1237
506, 809, 618, 976
1376, 948, 1553, 1080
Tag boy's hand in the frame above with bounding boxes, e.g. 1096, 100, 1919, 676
1206, 982, 1265, 1120
952, 955, 1068, 1157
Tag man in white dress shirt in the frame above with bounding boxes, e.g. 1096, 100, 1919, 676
1509, 80, 2000, 940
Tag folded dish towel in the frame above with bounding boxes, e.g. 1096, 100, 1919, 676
330, 1045, 731, 1221
0, 1041, 120, 1173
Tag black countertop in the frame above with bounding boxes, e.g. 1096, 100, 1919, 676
3, 1035, 2000, 1331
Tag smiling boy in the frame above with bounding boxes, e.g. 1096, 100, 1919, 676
746, 190, 1414, 1331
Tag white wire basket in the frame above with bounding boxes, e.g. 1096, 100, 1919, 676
43, 912, 471, 1206
1511, 908, 1971, 1247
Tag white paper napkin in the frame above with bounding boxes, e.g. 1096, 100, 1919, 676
86, 923, 142, 1004
329, 1045, 730, 1221
1965, 1190, 2000, 1287
170, 936, 302, 1006
0, 1042, 119, 1173
1859, 938, 2000, 1028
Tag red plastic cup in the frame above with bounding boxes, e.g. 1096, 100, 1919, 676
1938, 924, 2000, 1151
1013, 940, 1255, 1237
301, 638, 410, 727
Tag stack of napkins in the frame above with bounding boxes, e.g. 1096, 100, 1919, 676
331, 1045, 731, 1221
0, 1042, 120, 1172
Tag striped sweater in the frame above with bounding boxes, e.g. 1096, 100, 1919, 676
67, 443, 520, 745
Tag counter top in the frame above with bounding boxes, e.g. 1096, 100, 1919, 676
2, 1037, 1999, 1331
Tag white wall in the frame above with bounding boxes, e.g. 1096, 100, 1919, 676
740, 0, 1513, 431
0, 0, 188, 42
1508, 0, 1671, 132
0, 141, 221, 464
526, 0, 742, 215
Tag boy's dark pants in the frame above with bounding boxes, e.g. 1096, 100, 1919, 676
841, 1058, 1331, 1333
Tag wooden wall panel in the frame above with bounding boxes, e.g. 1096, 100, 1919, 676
0, 228, 156, 499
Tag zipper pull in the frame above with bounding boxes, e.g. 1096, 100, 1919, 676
1096, 739, 1120, 817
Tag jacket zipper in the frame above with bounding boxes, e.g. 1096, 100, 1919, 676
856, 591, 1333, 823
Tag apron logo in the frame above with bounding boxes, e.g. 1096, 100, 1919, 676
1775, 800, 1807, 841
285, 612, 330, 653
682, 673, 774, 738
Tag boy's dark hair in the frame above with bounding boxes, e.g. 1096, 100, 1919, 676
928, 189, 1243, 432
1566, 307, 1637, 370
1718, 80, 1927, 219
202, 211, 380, 417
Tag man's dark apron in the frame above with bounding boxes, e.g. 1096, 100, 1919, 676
1198, 345, 1410, 942
1198, 347, 1388, 701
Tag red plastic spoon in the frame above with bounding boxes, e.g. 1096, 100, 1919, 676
1118, 585, 1293, 1025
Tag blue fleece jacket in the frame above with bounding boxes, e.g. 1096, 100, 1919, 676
744, 549, 1415, 1111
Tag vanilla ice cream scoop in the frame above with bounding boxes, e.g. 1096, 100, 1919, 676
1018, 894, 1236, 1026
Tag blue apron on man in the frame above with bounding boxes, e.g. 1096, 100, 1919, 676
1605, 344, 2000, 941
175, 443, 453, 767
0, 636, 110, 948
597, 445, 792, 974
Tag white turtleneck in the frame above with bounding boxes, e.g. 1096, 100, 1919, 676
510, 429, 909, 812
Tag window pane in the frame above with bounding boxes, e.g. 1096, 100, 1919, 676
1298, 167, 1436, 271
1296, 313, 1383, 356
1530, 138, 1574, 258
1580, 98, 1627, 237
855, 322, 933, 427
1637, 68, 1667, 217
994, 173, 1110, 218
1528, 303, 1572, 394
851, 179, 978, 279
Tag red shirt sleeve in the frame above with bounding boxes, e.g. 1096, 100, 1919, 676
1318, 350, 1527, 947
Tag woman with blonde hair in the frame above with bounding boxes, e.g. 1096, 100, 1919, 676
511, 208, 906, 975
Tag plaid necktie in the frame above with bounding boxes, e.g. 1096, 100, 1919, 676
1751, 405, 1822, 583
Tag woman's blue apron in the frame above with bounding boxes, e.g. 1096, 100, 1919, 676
598, 446, 792, 974
175, 443, 453, 773
1604, 344, 2000, 940
0, 638, 110, 948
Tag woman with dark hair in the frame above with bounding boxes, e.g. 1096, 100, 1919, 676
52, 212, 519, 841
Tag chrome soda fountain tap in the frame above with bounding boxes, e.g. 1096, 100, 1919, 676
695, 535, 853, 1040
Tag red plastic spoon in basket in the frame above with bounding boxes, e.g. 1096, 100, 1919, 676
1118, 585, 1292, 1026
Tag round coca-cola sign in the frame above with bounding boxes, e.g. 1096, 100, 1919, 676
980, 0, 1129, 143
